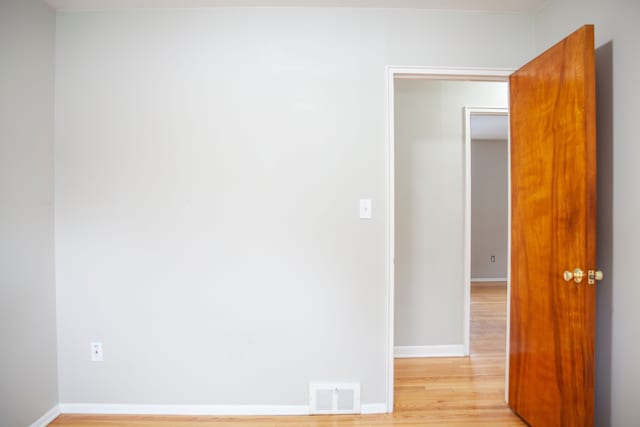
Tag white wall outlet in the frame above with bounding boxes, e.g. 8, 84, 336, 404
359, 199, 372, 219
90, 342, 103, 362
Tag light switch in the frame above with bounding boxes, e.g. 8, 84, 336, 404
91, 342, 103, 362
359, 199, 372, 219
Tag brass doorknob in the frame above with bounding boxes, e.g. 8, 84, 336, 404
563, 268, 584, 284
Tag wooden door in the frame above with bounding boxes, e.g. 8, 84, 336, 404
509, 25, 597, 426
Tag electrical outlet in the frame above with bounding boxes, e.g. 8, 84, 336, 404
91, 342, 103, 362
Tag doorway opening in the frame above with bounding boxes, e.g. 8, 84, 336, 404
388, 27, 596, 425
386, 67, 513, 411
465, 108, 509, 358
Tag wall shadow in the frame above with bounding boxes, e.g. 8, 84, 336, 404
594, 40, 614, 427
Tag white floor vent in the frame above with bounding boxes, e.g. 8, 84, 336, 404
309, 382, 361, 414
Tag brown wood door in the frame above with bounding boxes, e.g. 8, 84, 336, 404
509, 25, 597, 427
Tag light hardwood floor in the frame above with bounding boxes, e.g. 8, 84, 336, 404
50, 282, 525, 426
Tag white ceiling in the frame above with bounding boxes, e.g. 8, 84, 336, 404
470, 114, 508, 140
44, 0, 548, 12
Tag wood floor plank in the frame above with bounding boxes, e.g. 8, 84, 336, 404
50, 283, 524, 426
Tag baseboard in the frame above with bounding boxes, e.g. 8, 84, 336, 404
360, 403, 387, 414
394, 345, 465, 358
471, 277, 507, 283
60, 403, 386, 416
59, 403, 310, 416
30, 405, 60, 427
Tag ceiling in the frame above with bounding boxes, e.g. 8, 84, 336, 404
44, 0, 548, 12
470, 114, 508, 140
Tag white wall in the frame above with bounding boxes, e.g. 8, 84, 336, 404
394, 80, 507, 348
534, 2, 640, 425
0, 0, 58, 425
471, 138, 508, 279
54, 8, 533, 408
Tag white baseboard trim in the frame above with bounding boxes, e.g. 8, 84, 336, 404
59, 403, 387, 416
471, 277, 507, 283
59, 403, 310, 416
394, 345, 465, 358
30, 405, 60, 427
360, 403, 387, 414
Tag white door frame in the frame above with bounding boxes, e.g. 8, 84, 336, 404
463, 107, 509, 356
385, 66, 514, 412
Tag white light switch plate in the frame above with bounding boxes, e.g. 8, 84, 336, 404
359, 199, 372, 219
91, 342, 103, 362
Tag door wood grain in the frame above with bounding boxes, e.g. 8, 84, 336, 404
509, 25, 597, 427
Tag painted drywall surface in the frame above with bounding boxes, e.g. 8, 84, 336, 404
534, 1, 640, 425
394, 80, 508, 347
54, 8, 533, 406
471, 138, 508, 279
0, 0, 57, 425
